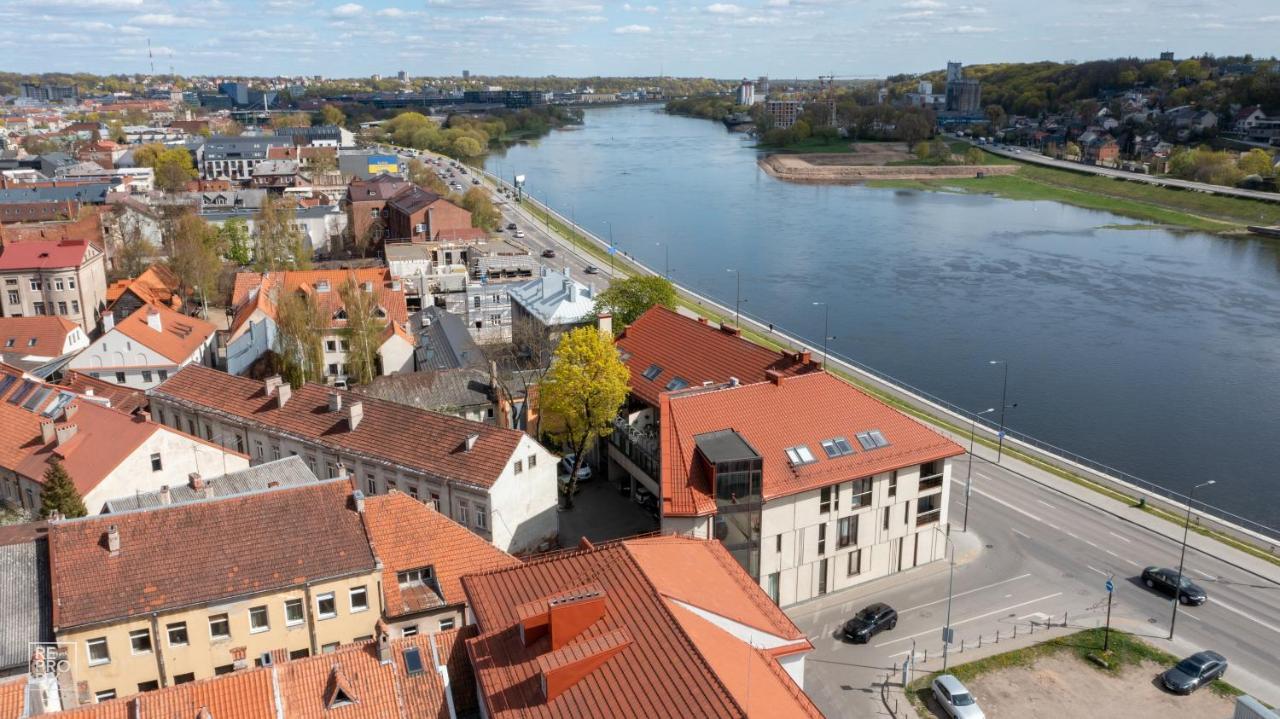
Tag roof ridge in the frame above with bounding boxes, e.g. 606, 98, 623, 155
52, 476, 354, 525
750, 644, 825, 718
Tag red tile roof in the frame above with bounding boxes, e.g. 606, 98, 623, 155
104, 264, 183, 309
153, 365, 524, 490
462, 536, 819, 719
363, 491, 521, 618
47, 480, 377, 630
57, 664, 275, 719
0, 239, 93, 271
0, 316, 79, 357
615, 306, 820, 407
112, 303, 216, 364
660, 372, 965, 516
0, 677, 24, 719
231, 268, 409, 330
58, 371, 148, 415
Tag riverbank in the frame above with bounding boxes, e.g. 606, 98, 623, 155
760, 148, 1017, 183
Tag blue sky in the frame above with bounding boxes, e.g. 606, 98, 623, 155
1, 0, 1276, 79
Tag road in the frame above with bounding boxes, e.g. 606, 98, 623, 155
789, 447, 1280, 718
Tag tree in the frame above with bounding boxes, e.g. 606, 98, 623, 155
338, 279, 387, 385
321, 104, 346, 128
112, 212, 154, 281
1238, 148, 1274, 177
306, 150, 337, 174
984, 104, 1007, 129
253, 195, 310, 271
1176, 59, 1207, 83
274, 291, 325, 388
40, 458, 87, 519
592, 275, 677, 331
408, 158, 449, 195
913, 141, 931, 160
271, 113, 311, 129
134, 143, 197, 191
964, 147, 985, 165
167, 211, 223, 305
459, 187, 499, 230
1065, 142, 1082, 160
540, 326, 629, 508
219, 217, 253, 265
452, 135, 485, 157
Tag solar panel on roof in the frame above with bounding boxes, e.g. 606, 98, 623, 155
403, 647, 425, 676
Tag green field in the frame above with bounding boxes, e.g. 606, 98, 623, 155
757, 136, 858, 154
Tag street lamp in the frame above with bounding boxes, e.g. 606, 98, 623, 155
811, 301, 833, 367
988, 360, 1017, 461
655, 241, 669, 279
936, 526, 957, 671
726, 268, 741, 327
963, 407, 997, 532
1169, 480, 1216, 640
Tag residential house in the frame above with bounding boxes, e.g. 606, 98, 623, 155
57, 371, 147, 416
416, 305, 485, 371
249, 159, 299, 190
274, 124, 356, 148
102, 265, 183, 325
101, 455, 320, 513
385, 186, 473, 244
464, 252, 538, 344
0, 316, 89, 377
1233, 106, 1266, 133
200, 135, 293, 181
149, 366, 560, 554
507, 266, 598, 348
0, 239, 107, 330
344, 174, 411, 249
462, 535, 821, 718
0, 523, 51, 679
1082, 135, 1121, 167
202, 204, 347, 260
68, 303, 216, 390
355, 364, 521, 427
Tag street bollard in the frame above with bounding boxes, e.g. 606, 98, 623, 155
960, 639, 965, 653
1064, 611, 1069, 627
996, 629, 1001, 643
924, 649, 929, 663
1013, 624, 1018, 638
978, 635, 983, 648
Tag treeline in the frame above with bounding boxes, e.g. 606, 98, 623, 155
665, 96, 742, 120
371, 106, 576, 158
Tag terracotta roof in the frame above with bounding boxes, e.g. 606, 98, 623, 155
58, 371, 148, 415
660, 372, 965, 516
112, 303, 216, 364
155, 366, 526, 489
104, 264, 183, 309
231, 268, 409, 330
0, 677, 26, 719
363, 492, 520, 618
345, 174, 412, 202
0, 316, 79, 358
615, 306, 820, 407
47, 479, 377, 630
57, 665, 274, 719
0, 239, 93, 271
462, 536, 819, 719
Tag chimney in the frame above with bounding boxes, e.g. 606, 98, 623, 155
103, 312, 115, 331
797, 350, 812, 365
464, 433, 479, 452
765, 369, 785, 386
106, 524, 120, 555
376, 622, 392, 664
188, 472, 206, 492
390, 279, 402, 292
158, 485, 171, 505
347, 401, 363, 431
328, 393, 343, 412
596, 313, 612, 337
277, 383, 292, 408
728, 376, 740, 387
146, 307, 162, 332
55, 423, 78, 446
719, 324, 741, 337
264, 375, 283, 396
62, 402, 79, 421
40, 419, 56, 444
267, 480, 280, 488
352, 489, 365, 513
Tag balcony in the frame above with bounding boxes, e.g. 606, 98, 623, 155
611, 417, 660, 480
919, 473, 944, 492
916, 508, 942, 527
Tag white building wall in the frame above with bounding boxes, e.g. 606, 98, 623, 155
486, 436, 558, 554
71, 327, 213, 390
377, 334, 415, 375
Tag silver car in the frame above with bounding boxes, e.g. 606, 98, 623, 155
931, 675, 984, 719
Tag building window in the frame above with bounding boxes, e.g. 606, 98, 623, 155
904, 503, 911, 525
326, 340, 337, 352
321, 643, 339, 654
776, 534, 783, 553
889, 470, 898, 498
272, 445, 281, 460
166, 622, 189, 647
214, 664, 235, 676
129, 629, 152, 654
209, 613, 230, 640
285, 599, 304, 626
767, 572, 780, 604
6, 291, 16, 304
87, 638, 110, 666
397, 567, 433, 587
819, 486, 832, 513
250, 605, 270, 633
29, 280, 40, 291
150, 453, 162, 471
137, 680, 159, 692
57, 301, 67, 315
817, 523, 827, 555
838, 515, 858, 549
439, 617, 456, 631
401, 625, 419, 638
456, 501, 468, 525
883, 507, 891, 531
366, 474, 377, 495
848, 549, 863, 576
157, 369, 166, 381
513, 460, 522, 475
784, 445, 816, 466
69, 278, 76, 289
115, 371, 126, 384
288, 649, 309, 660
820, 437, 854, 458
475, 505, 487, 530
316, 592, 336, 620
33, 302, 44, 315
851, 477, 873, 507
94, 690, 116, 703
173, 673, 195, 685
349, 586, 369, 613
187, 418, 196, 435
254, 440, 264, 459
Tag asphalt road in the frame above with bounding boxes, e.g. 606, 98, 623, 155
789, 452, 1280, 718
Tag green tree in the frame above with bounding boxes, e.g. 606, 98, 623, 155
40, 458, 87, 519
274, 291, 325, 388
459, 187, 499, 230
984, 104, 1007, 129
112, 213, 154, 281
338, 279, 387, 385
134, 143, 197, 191
253, 196, 310, 271
271, 113, 311, 129
1176, 59, 1207, 82
592, 275, 677, 331
219, 217, 253, 265
540, 326, 629, 508
1141, 60, 1175, 85
913, 141, 932, 161
1065, 142, 1082, 160
306, 150, 337, 174
1238, 148, 1275, 177
451, 135, 485, 157
407, 158, 449, 195
321, 104, 346, 128
964, 147, 985, 165
167, 212, 223, 307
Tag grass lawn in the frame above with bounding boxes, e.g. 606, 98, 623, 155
758, 136, 857, 154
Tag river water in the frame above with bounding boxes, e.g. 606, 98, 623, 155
485, 104, 1280, 531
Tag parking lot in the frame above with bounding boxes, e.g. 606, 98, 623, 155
556, 470, 658, 549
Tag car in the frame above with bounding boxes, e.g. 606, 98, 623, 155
1161, 651, 1227, 694
495, 226, 504, 232
559, 455, 592, 482
541, 249, 556, 258
514, 230, 526, 238
1141, 566, 1207, 605
841, 603, 896, 643
472, 178, 481, 185
931, 675, 985, 719
584, 265, 600, 274
507, 222, 518, 230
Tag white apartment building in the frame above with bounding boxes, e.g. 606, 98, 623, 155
69, 304, 217, 389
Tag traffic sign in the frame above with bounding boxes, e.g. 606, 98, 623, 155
1105, 579, 1114, 593
941, 627, 954, 643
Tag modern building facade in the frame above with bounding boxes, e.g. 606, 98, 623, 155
200, 136, 294, 181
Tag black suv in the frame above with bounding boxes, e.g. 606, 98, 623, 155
1141, 566, 1208, 605
842, 603, 897, 644
507, 222, 518, 230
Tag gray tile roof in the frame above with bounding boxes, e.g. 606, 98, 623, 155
0, 539, 52, 672
101, 456, 320, 512
0, 183, 110, 205
506, 267, 598, 327
418, 306, 484, 370
356, 368, 495, 413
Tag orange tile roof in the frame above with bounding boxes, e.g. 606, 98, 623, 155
615, 307, 820, 407
112, 303, 216, 364
47, 480, 377, 630
13, 400, 158, 499
58, 371, 148, 415
154, 366, 524, 490
56, 664, 275, 719
660, 372, 965, 517
0, 677, 24, 719
462, 536, 819, 719
104, 264, 183, 309
363, 492, 521, 618
231, 268, 408, 330
0, 316, 79, 358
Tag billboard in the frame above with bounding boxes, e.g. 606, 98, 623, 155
368, 154, 399, 175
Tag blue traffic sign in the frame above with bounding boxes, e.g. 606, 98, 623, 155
1105, 579, 1114, 593
608, 246, 617, 255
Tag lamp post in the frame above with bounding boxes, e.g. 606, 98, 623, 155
937, 526, 957, 671
811, 301, 833, 366
1169, 480, 1216, 640
988, 360, 1014, 461
963, 407, 997, 533
726, 268, 741, 327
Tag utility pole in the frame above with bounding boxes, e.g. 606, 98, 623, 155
1170, 480, 1216, 640
988, 360, 1014, 461
726, 269, 741, 327
938, 527, 956, 671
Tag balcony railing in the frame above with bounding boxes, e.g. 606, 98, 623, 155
919, 473, 944, 492
611, 418, 660, 479
916, 508, 942, 527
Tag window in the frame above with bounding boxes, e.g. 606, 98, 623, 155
904, 502, 911, 524
366, 474, 377, 495
784, 445, 816, 466
285, 599, 304, 626
29, 280, 40, 291
187, 418, 196, 435
920, 459, 943, 479
439, 617, 456, 631
69, 278, 76, 290
883, 507, 891, 531
150, 453, 162, 472
115, 372, 126, 384
817, 523, 827, 555
767, 572, 780, 604
513, 459, 522, 475
475, 505, 487, 529
157, 369, 166, 381
71, 300, 80, 315
821, 437, 854, 458
129, 629, 152, 654
166, 622, 189, 647
855, 430, 891, 450
401, 625, 419, 638
776, 534, 783, 553
87, 638, 110, 666
340, 340, 350, 351
641, 363, 663, 380
850, 477, 873, 508
321, 643, 339, 654
457, 501, 468, 525
32, 302, 44, 315
528, 454, 536, 468
327, 363, 339, 376
137, 680, 159, 692
173, 673, 195, 685
255, 440, 264, 460
54, 279, 64, 291
325, 340, 337, 352
819, 486, 832, 513
397, 567, 433, 587
888, 471, 898, 498
94, 690, 116, 703
838, 515, 858, 548
6, 291, 16, 304
209, 614, 230, 640
289, 649, 310, 660
349, 586, 369, 613
316, 592, 336, 619
57, 301, 67, 315
214, 664, 235, 676
250, 605, 270, 633
665, 377, 689, 391
848, 548, 863, 576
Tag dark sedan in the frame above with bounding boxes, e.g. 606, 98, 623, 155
842, 603, 897, 644
1142, 566, 1208, 605
1161, 651, 1227, 694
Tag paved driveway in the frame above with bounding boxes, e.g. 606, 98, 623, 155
556, 475, 658, 548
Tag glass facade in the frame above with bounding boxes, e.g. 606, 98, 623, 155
712, 457, 764, 579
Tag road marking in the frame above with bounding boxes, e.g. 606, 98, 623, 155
1107, 532, 1132, 543
1011, 529, 1029, 539
1212, 598, 1280, 636
1037, 499, 1055, 509
971, 488, 1042, 523
898, 574, 1033, 614
1020, 611, 1050, 621
875, 593, 1064, 647
1086, 565, 1109, 577
1045, 523, 1061, 531
1189, 568, 1215, 579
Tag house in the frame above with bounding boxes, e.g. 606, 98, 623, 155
202, 204, 348, 260
249, 159, 299, 190
0, 524, 51, 678
226, 268, 414, 383
148, 366, 560, 554
385, 186, 473, 243
0, 239, 107, 330
273, 124, 356, 148
344, 174, 411, 249
0, 368, 249, 515
355, 364, 522, 427
200, 135, 293, 181
507, 267, 598, 347
462, 535, 821, 718
57, 370, 147, 416
0, 316, 89, 377
464, 252, 538, 344
103, 264, 184, 324
416, 305, 485, 371
100, 455, 321, 512
1082, 135, 1121, 167
656, 371, 964, 606
1233, 106, 1266, 133
68, 303, 216, 390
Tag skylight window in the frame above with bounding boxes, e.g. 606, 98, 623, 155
617, 349, 632, 362
403, 647, 425, 676
785, 445, 816, 466
665, 377, 689, 391
642, 364, 663, 381
820, 437, 855, 458
855, 430, 891, 450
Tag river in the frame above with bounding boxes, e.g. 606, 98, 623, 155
484, 103, 1280, 531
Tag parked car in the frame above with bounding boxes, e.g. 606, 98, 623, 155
507, 222, 518, 230
584, 265, 600, 274
541, 249, 556, 258
472, 178, 481, 185
841, 603, 897, 643
514, 230, 526, 238
559, 455, 592, 482
1141, 567, 1207, 605
633, 486, 659, 518
931, 675, 985, 719
1161, 651, 1227, 694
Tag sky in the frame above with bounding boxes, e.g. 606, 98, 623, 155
1, 0, 1277, 79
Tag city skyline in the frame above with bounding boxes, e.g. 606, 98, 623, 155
1, 0, 1277, 79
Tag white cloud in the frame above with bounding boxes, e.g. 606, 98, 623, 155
128, 13, 206, 27
901, 0, 944, 7
706, 3, 743, 13
765, 0, 789, 5
332, 3, 363, 17
376, 7, 406, 16
613, 23, 651, 33
948, 24, 995, 32
43, 0, 143, 8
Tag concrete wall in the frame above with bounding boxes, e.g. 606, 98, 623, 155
1235, 696, 1280, 719
225, 312, 276, 376
487, 435, 559, 555
377, 333, 415, 375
